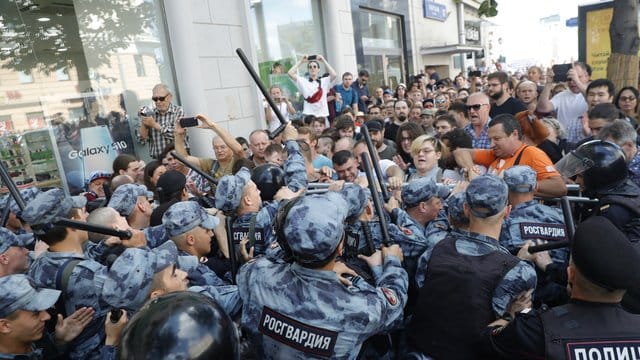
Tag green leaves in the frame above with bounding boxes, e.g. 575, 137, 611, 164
478, 0, 499, 18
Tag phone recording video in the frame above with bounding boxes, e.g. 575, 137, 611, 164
180, 117, 199, 128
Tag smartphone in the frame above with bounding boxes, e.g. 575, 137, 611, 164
468, 70, 482, 78
552, 64, 571, 83
307, 55, 317, 61
180, 117, 199, 128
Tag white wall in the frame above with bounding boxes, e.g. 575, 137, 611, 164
322, 0, 358, 77
164, 0, 263, 158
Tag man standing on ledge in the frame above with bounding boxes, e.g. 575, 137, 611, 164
288, 55, 337, 119
139, 84, 185, 159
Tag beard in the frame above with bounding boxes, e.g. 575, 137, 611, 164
397, 115, 407, 122
489, 89, 503, 100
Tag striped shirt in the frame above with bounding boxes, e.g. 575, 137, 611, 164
139, 103, 186, 159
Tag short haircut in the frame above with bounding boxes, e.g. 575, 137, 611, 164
541, 117, 566, 139
448, 102, 469, 117
573, 62, 592, 76
113, 154, 138, 175
588, 103, 623, 123
597, 119, 638, 145
265, 143, 285, 157
487, 71, 509, 84
358, 69, 369, 77
394, 99, 408, 109
332, 150, 355, 167
435, 114, 457, 128
410, 134, 444, 156
441, 129, 472, 150
489, 113, 523, 140
342, 72, 353, 79
297, 126, 316, 142
86, 207, 118, 243
587, 79, 615, 98
249, 129, 269, 141
334, 115, 355, 131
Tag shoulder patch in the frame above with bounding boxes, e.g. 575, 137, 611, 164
381, 287, 398, 306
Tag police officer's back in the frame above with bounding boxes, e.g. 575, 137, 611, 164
484, 216, 640, 359
237, 192, 408, 359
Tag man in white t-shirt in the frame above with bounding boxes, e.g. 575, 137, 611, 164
536, 62, 591, 146
288, 55, 337, 117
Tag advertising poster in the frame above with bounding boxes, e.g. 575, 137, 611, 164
41, 92, 136, 194
585, 6, 613, 79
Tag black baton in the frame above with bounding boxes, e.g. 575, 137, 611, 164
0, 160, 25, 211
225, 216, 237, 285
170, 151, 218, 185
236, 48, 288, 139
360, 152, 391, 246
528, 241, 570, 254
55, 219, 132, 239
360, 124, 391, 202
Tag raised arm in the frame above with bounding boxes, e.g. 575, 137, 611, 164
287, 56, 307, 82
318, 55, 337, 83
196, 114, 245, 159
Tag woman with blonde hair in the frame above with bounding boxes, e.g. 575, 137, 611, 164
405, 134, 447, 182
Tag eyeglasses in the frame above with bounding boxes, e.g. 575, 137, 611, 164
620, 96, 637, 102
435, 99, 446, 104
466, 104, 488, 111
152, 95, 169, 102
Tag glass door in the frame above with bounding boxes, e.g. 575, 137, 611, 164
359, 10, 405, 89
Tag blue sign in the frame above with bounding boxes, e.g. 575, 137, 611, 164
423, 0, 447, 22
566, 17, 578, 27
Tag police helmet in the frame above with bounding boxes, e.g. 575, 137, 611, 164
118, 291, 239, 360
251, 164, 285, 202
556, 140, 627, 193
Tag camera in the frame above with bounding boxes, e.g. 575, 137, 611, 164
139, 106, 154, 117
307, 55, 317, 61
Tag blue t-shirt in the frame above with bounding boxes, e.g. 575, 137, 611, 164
333, 84, 358, 112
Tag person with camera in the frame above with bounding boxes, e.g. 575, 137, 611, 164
138, 84, 186, 160
288, 55, 337, 118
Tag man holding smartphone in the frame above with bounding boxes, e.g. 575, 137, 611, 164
288, 55, 337, 118
139, 84, 186, 159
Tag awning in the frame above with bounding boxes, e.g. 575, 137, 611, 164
419, 44, 483, 55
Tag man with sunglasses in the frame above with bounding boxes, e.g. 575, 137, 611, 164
463, 92, 492, 149
288, 55, 337, 118
139, 84, 185, 160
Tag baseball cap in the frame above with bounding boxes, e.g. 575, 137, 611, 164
503, 165, 537, 193
339, 183, 368, 220
8, 186, 41, 217
214, 167, 251, 213
283, 192, 348, 265
363, 119, 383, 132
0, 227, 30, 254
103, 241, 182, 310
402, 178, 438, 208
572, 216, 640, 290
446, 192, 469, 225
465, 175, 508, 218
0, 274, 60, 318
108, 183, 148, 217
383, 89, 393, 95
21, 188, 87, 227
88, 170, 112, 184
156, 170, 186, 198
162, 201, 219, 238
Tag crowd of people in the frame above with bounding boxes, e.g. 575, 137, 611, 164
2, 56, 640, 359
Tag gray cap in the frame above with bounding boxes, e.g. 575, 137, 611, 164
0, 274, 60, 318
214, 167, 251, 213
284, 192, 348, 265
446, 192, 469, 224
8, 187, 42, 217
465, 175, 508, 218
402, 178, 438, 208
108, 183, 148, 217
103, 241, 181, 309
339, 183, 368, 220
162, 201, 219, 238
0, 227, 30, 254
503, 165, 537, 193
21, 188, 87, 227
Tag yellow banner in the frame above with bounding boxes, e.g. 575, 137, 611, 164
585, 7, 613, 79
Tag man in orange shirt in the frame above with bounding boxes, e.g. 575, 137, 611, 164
453, 114, 567, 198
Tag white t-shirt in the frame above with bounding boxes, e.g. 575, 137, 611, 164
296, 76, 332, 117
266, 102, 290, 133
550, 90, 587, 130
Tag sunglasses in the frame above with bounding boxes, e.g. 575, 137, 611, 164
466, 104, 487, 111
308, 65, 319, 69
152, 95, 169, 102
